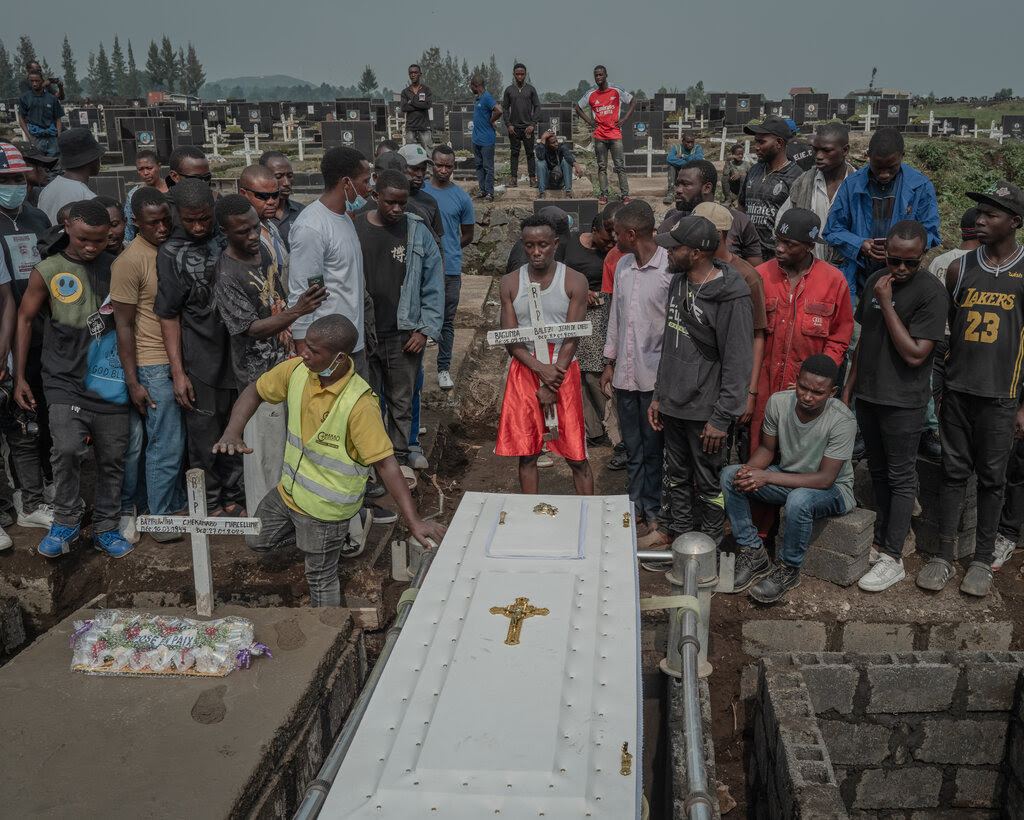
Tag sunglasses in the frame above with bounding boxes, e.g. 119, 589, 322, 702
886, 255, 922, 270
242, 186, 281, 201
179, 172, 213, 183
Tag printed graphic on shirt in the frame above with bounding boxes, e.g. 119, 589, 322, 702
5, 234, 41, 280
50, 271, 83, 303
391, 244, 406, 264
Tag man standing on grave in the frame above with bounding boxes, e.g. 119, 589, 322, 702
14, 201, 133, 558
424, 145, 475, 391
17, 70, 63, 158
111, 187, 185, 541
496, 214, 593, 494
503, 63, 541, 188
470, 75, 502, 203
602, 201, 674, 529
916, 181, 1024, 598
401, 64, 434, 151
776, 123, 856, 267
214, 314, 447, 607
239, 164, 289, 290
288, 147, 372, 376
722, 144, 750, 208
641, 217, 753, 558
155, 180, 245, 516
738, 116, 803, 261
721, 355, 856, 603
37, 128, 101, 225
576, 66, 635, 205
824, 128, 940, 301
663, 132, 703, 205
842, 221, 948, 592
259, 151, 304, 248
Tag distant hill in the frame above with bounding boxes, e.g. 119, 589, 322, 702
208, 75, 315, 90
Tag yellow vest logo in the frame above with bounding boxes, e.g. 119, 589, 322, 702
50, 273, 83, 304
961, 288, 1015, 310
316, 431, 341, 449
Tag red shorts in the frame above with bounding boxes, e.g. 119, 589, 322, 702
495, 352, 588, 462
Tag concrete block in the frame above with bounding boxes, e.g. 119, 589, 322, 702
800, 664, 859, 715
966, 662, 1024, 711
854, 766, 943, 809
867, 662, 958, 713
801, 542, 870, 587
819, 720, 890, 765
953, 768, 1003, 809
913, 517, 976, 559
810, 507, 876, 556
794, 785, 849, 818
743, 620, 827, 656
928, 622, 1012, 652
842, 622, 915, 653
914, 719, 1007, 764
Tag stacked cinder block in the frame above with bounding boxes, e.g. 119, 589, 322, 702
778, 507, 875, 587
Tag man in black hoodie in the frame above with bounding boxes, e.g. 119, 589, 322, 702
639, 216, 753, 560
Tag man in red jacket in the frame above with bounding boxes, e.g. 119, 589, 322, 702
752, 208, 853, 452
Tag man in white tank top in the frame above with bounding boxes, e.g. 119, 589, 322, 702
495, 214, 594, 493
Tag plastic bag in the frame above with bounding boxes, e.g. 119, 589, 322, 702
69, 610, 272, 677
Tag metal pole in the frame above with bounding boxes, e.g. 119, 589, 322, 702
680, 556, 713, 820
294, 549, 437, 820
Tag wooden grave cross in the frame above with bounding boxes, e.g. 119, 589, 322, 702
137, 468, 262, 617
486, 280, 591, 440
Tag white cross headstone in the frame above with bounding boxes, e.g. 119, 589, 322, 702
709, 125, 730, 162
297, 127, 305, 162
486, 281, 592, 441
863, 104, 875, 133
137, 469, 261, 617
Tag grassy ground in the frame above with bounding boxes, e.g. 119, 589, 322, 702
923, 100, 1024, 121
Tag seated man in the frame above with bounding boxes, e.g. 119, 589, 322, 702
534, 131, 585, 199
214, 314, 446, 607
664, 131, 703, 204
720, 354, 856, 603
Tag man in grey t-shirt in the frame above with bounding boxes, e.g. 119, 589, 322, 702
720, 354, 856, 603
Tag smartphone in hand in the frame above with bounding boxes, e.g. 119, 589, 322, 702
307, 275, 325, 289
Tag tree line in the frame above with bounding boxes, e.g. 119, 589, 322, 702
0, 34, 205, 100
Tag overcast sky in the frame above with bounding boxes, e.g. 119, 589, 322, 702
5, 0, 1018, 99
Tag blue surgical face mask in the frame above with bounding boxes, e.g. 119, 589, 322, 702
0, 184, 27, 210
345, 179, 366, 213
317, 353, 342, 378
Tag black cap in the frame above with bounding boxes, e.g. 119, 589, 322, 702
12, 141, 58, 167
775, 208, 823, 244
56, 127, 104, 170
960, 207, 978, 239
966, 180, 1024, 219
743, 115, 791, 140
654, 215, 720, 251
374, 151, 407, 173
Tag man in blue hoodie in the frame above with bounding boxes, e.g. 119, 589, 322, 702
824, 128, 940, 302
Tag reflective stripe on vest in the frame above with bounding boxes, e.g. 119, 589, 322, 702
282, 366, 372, 521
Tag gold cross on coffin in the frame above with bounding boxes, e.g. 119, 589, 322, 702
490, 597, 549, 646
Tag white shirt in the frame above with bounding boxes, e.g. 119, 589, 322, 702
38, 175, 96, 225
777, 167, 852, 261
287, 200, 365, 351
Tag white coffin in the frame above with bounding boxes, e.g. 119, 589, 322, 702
322, 492, 642, 819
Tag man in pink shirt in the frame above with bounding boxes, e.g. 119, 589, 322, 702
576, 66, 636, 206
601, 201, 673, 530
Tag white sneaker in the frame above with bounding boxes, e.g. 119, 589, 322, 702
407, 450, 429, 470
868, 545, 880, 565
537, 454, 554, 468
18, 503, 54, 529
992, 533, 1017, 571
119, 514, 141, 545
438, 370, 454, 390
858, 553, 905, 592
0, 526, 11, 551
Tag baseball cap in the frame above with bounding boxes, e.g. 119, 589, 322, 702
775, 208, 823, 244
960, 207, 978, 239
966, 180, 1024, 219
693, 201, 734, 233
398, 144, 431, 166
374, 151, 408, 173
0, 142, 30, 174
654, 215, 720, 251
743, 115, 791, 140
12, 141, 58, 167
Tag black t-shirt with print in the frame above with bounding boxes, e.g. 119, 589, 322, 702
215, 247, 291, 389
854, 269, 949, 408
354, 213, 408, 336
739, 159, 803, 259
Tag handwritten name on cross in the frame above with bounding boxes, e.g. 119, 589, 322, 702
486, 280, 592, 440
137, 469, 262, 617
490, 596, 549, 646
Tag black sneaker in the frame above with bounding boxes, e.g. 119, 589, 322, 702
919, 430, 941, 460
365, 479, 387, 499
749, 563, 801, 604
364, 502, 398, 525
732, 545, 772, 592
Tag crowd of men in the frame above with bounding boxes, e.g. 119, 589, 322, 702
4, 57, 1024, 608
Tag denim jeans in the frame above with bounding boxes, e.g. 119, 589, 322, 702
136, 364, 187, 515
34, 135, 58, 157
369, 332, 424, 464
405, 129, 434, 151
49, 403, 129, 534
507, 127, 536, 178
616, 390, 662, 521
248, 487, 358, 607
409, 366, 423, 449
120, 410, 146, 514
939, 390, 1017, 565
537, 159, 573, 195
437, 275, 462, 373
856, 400, 925, 559
594, 138, 628, 197
721, 464, 850, 568
472, 142, 495, 195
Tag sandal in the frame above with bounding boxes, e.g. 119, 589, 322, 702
399, 465, 417, 490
